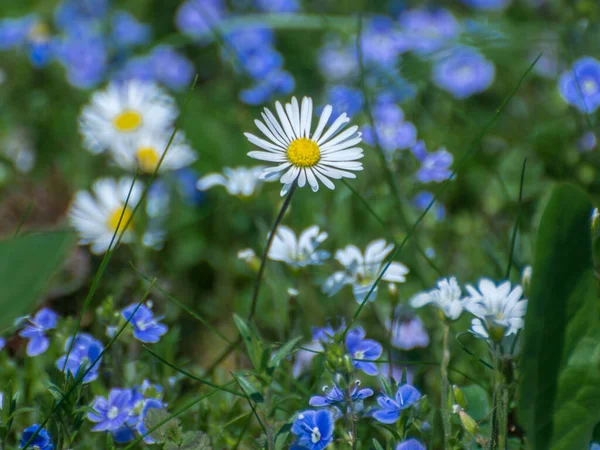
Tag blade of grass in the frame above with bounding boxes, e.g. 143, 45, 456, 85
505, 158, 527, 279
13, 202, 33, 237
232, 373, 268, 436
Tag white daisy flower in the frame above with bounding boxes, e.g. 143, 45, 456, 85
196, 166, 265, 197
267, 225, 330, 268
110, 129, 197, 174
410, 277, 465, 321
79, 81, 178, 154
69, 177, 143, 254
464, 278, 528, 342
323, 239, 409, 303
245, 96, 364, 196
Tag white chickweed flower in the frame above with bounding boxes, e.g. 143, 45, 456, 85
245, 96, 364, 196
197, 166, 265, 197
410, 277, 465, 321
267, 225, 330, 268
68, 177, 143, 254
465, 278, 528, 342
79, 81, 178, 154
323, 239, 409, 303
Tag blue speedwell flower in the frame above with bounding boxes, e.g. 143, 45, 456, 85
309, 381, 373, 407
459, 0, 511, 10
414, 191, 446, 221
396, 439, 426, 450
55, 333, 103, 383
387, 312, 430, 351
136, 398, 164, 443
175, 0, 224, 43
345, 327, 383, 376
19, 424, 54, 449
433, 47, 495, 99
360, 16, 409, 67
150, 45, 195, 91
111, 11, 150, 49
372, 384, 422, 424
122, 303, 168, 343
291, 409, 334, 450
558, 57, 600, 114
18, 308, 58, 356
411, 141, 453, 183
362, 101, 417, 160
399, 8, 460, 55
324, 85, 364, 118
88, 388, 132, 432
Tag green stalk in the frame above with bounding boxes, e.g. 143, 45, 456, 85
441, 323, 452, 449
494, 353, 509, 450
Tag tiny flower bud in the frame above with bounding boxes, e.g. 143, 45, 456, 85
387, 283, 398, 296
452, 385, 468, 410
455, 408, 478, 436
521, 266, 532, 294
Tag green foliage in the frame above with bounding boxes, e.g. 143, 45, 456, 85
519, 184, 600, 450
143, 409, 212, 450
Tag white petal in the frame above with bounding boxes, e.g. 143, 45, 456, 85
297, 169, 307, 187
320, 137, 364, 153
255, 119, 287, 148
311, 105, 332, 142
263, 109, 291, 145
248, 151, 287, 162
276, 101, 296, 141
305, 168, 319, 191
320, 125, 359, 150
244, 132, 286, 152
316, 113, 350, 146
196, 174, 226, 190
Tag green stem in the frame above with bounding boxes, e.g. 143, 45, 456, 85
494, 354, 509, 450
441, 323, 452, 450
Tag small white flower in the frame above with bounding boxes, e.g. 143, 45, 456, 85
268, 225, 330, 268
196, 166, 265, 197
323, 239, 409, 303
245, 96, 364, 196
464, 278, 528, 341
237, 248, 257, 263
410, 277, 465, 320
79, 81, 178, 154
68, 177, 143, 254
111, 129, 197, 174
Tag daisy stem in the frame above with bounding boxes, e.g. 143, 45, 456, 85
441, 322, 452, 450
492, 351, 509, 450
248, 183, 297, 321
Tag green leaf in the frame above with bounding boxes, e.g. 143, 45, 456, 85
233, 373, 264, 403
519, 183, 600, 450
372, 438, 385, 450
232, 314, 263, 371
461, 385, 490, 422
268, 336, 302, 371
0, 231, 74, 329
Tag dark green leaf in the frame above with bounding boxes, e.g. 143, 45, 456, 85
372, 438, 385, 450
234, 373, 264, 403
232, 314, 263, 370
268, 336, 302, 371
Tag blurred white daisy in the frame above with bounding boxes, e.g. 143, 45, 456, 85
196, 166, 265, 197
111, 129, 197, 174
410, 277, 465, 321
464, 278, 528, 342
267, 225, 330, 268
245, 96, 364, 196
322, 239, 409, 303
79, 81, 178, 154
69, 177, 143, 254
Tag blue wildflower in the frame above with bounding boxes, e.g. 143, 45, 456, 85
433, 47, 495, 99
291, 410, 334, 450
18, 308, 58, 356
399, 8, 460, 55
411, 141, 453, 183
55, 333, 103, 383
578, 131, 597, 152
0, 337, 5, 351
54, 0, 109, 31
346, 327, 383, 376
175, 0, 225, 43
0, 16, 36, 50
137, 399, 164, 443
112, 425, 135, 444
239, 69, 295, 105
312, 318, 346, 344
150, 45, 195, 91
558, 57, 600, 114
590, 443, 600, 450
414, 191, 446, 221
362, 101, 417, 160
396, 439, 426, 450
318, 40, 358, 82
309, 381, 373, 407
111, 11, 151, 48
324, 85, 364, 118
114, 56, 156, 84
459, 0, 511, 10
88, 388, 132, 432
19, 424, 53, 449
360, 16, 409, 67
387, 312, 430, 351
176, 168, 206, 206
122, 304, 168, 344
372, 384, 422, 424
255, 0, 299, 13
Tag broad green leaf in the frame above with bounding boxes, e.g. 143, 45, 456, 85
233, 373, 264, 403
461, 385, 490, 421
372, 438, 385, 450
268, 336, 302, 372
0, 231, 75, 329
519, 183, 600, 450
232, 314, 263, 370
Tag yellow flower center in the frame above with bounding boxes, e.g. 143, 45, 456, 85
106, 206, 133, 233
136, 146, 160, 173
113, 110, 143, 132
287, 138, 320, 168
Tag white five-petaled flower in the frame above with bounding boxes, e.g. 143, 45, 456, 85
197, 166, 266, 197
79, 81, 178, 154
464, 278, 528, 342
111, 129, 197, 174
268, 225, 330, 268
410, 277, 465, 321
323, 239, 409, 303
245, 96, 364, 196
69, 177, 143, 254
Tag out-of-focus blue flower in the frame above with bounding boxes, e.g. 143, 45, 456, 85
112, 426, 135, 444
18, 308, 58, 357
558, 57, 600, 114
88, 389, 132, 432
114, 56, 156, 83
324, 85, 364, 118
111, 11, 151, 48
396, 439, 426, 450
256, 0, 299, 13
54, 0, 109, 31
590, 443, 600, 450
433, 47, 495, 99
578, 131, 597, 152
122, 304, 168, 344
0, 16, 34, 50
137, 399, 164, 443
360, 16, 409, 67
318, 40, 358, 82
176, 168, 206, 206
55, 333, 103, 383
411, 141, 453, 183
459, 0, 511, 10
150, 45, 195, 91
224, 27, 280, 79
372, 384, 421, 424
291, 409, 334, 450
139, 379, 164, 399
399, 8, 460, 55
309, 381, 373, 407
312, 318, 346, 344
0, 337, 5, 351
175, 0, 225, 44
19, 424, 53, 449
346, 327, 383, 376
386, 312, 429, 351
362, 101, 417, 160
414, 191, 446, 221
239, 69, 295, 105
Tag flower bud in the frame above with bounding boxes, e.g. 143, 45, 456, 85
452, 385, 468, 410
453, 405, 478, 436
